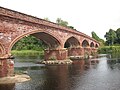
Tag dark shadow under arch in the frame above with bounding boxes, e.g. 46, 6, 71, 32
95, 44, 99, 48
32, 32, 61, 48
9, 32, 61, 53
90, 42, 94, 47
82, 40, 89, 47
64, 36, 80, 48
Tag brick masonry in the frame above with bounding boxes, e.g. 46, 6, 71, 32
0, 7, 99, 77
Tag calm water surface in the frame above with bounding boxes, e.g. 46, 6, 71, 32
1, 54, 120, 90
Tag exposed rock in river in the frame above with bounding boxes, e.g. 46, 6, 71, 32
0, 74, 30, 84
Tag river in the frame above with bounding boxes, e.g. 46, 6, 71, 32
1, 54, 120, 90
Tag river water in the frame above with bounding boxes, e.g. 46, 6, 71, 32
1, 54, 120, 90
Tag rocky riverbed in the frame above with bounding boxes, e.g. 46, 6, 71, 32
0, 74, 30, 84
37, 60, 73, 65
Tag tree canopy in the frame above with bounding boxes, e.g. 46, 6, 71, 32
12, 35, 47, 51
56, 18, 68, 27
116, 28, 120, 44
104, 29, 117, 45
91, 31, 104, 46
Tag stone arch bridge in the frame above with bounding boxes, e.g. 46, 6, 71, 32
0, 7, 100, 77
0, 7, 99, 60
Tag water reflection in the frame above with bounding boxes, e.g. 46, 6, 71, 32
107, 58, 120, 70
1, 55, 120, 90
0, 83, 15, 90
42, 65, 70, 90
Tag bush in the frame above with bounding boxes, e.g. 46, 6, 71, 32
98, 46, 120, 54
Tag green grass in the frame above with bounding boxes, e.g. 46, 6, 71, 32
11, 50, 44, 57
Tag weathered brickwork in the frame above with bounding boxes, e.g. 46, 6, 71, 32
44, 49, 68, 60
0, 59, 14, 77
0, 7, 100, 55
0, 7, 99, 77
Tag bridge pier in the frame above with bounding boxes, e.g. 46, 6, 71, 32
90, 48, 98, 57
68, 47, 84, 56
0, 59, 14, 77
68, 47, 92, 56
68, 47, 98, 59
84, 47, 91, 55
43, 48, 73, 64
44, 48, 68, 61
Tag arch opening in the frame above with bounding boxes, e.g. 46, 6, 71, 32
32, 32, 61, 49
64, 37, 80, 48
82, 40, 89, 48
95, 44, 99, 48
90, 42, 94, 47
11, 32, 61, 51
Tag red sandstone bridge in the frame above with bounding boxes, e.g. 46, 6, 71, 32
0, 7, 99, 77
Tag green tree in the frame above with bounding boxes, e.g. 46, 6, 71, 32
91, 31, 104, 46
12, 35, 47, 50
104, 29, 117, 45
92, 31, 101, 41
56, 18, 76, 30
56, 18, 68, 27
116, 28, 120, 44
44, 17, 50, 21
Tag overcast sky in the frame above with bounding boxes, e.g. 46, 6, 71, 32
0, 0, 120, 39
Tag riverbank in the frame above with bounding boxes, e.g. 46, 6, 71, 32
98, 46, 120, 54
0, 74, 30, 84
11, 50, 44, 57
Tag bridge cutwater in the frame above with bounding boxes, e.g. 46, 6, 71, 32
0, 7, 99, 77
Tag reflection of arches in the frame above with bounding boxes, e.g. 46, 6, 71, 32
90, 42, 94, 47
64, 36, 80, 48
82, 40, 89, 47
95, 44, 99, 48
0, 43, 5, 56
9, 31, 62, 53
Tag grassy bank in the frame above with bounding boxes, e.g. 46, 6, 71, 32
11, 50, 44, 57
98, 46, 120, 54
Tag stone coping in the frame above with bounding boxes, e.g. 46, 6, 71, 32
0, 74, 30, 84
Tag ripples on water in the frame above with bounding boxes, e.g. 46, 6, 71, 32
1, 55, 120, 90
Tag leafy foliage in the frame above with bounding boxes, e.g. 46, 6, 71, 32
116, 28, 120, 44
104, 29, 117, 45
56, 18, 76, 30
98, 46, 120, 54
91, 31, 104, 46
44, 17, 50, 21
56, 18, 68, 27
12, 35, 47, 51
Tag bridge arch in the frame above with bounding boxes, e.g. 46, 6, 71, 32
8, 30, 62, 53
90, 42, 94, 47
64, 36, 80, 48
82, 39, 89, 47
95, 44, 99, 48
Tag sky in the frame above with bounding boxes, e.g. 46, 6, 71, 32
0, 0, 120, 40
